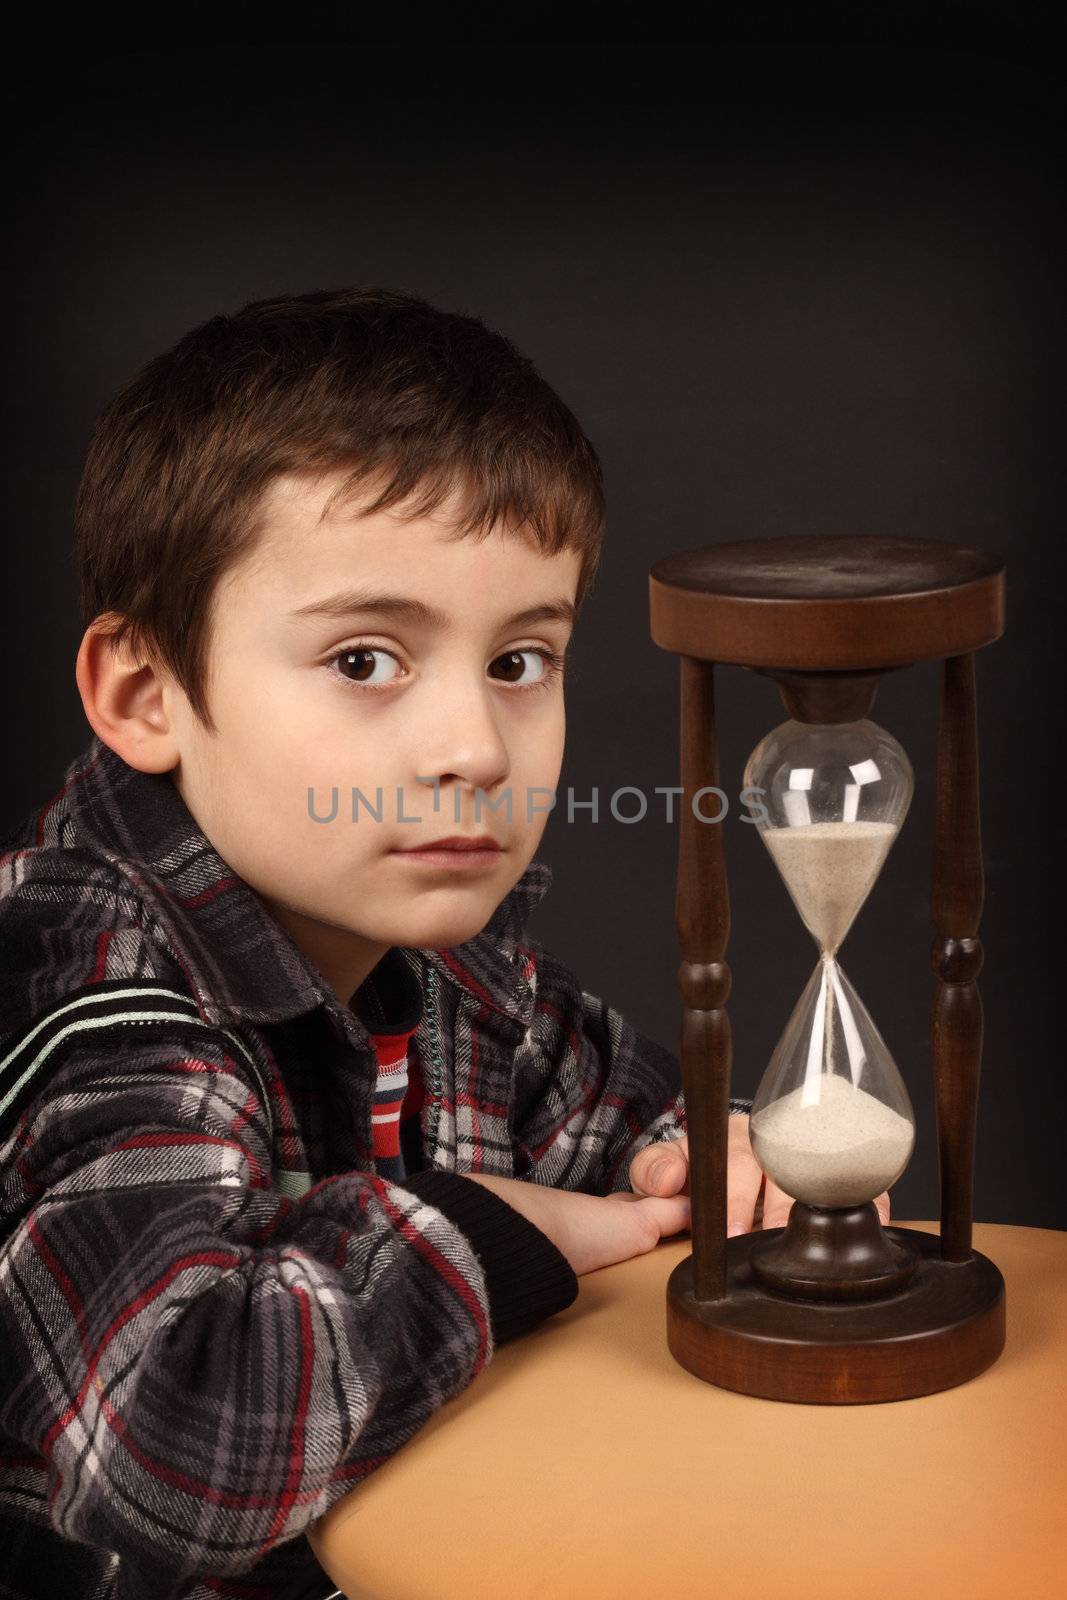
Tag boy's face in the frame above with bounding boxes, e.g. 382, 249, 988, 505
151, 472, 580, 1006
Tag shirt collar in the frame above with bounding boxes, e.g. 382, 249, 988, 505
415, 853, 553, 1023
59, 735, 553, 1034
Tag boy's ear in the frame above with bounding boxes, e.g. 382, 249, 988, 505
75, 617, 181, 775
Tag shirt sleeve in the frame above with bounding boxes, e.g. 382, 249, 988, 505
509, 937, 752, 1196
0, 1021, 576, 1595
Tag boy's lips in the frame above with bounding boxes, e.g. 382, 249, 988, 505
393, 835, 502, 853
389, 835, 506, 869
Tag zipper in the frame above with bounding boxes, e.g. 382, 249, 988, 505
424, 963, 444, 1161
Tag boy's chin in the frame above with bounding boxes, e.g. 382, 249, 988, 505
384, 892, 511, 951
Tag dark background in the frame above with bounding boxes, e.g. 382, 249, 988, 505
4, 36, 1061, 1227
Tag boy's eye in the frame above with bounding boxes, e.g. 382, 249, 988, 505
332, 646, 403, 687
489, 649, 566, 688
327, 645, 566, 692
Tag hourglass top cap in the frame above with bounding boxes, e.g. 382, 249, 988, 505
648, 534, 1005, 671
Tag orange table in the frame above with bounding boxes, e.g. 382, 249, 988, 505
308, 1221, 1067, 1600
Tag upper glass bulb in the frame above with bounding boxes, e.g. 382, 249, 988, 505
742, 717, 914, 954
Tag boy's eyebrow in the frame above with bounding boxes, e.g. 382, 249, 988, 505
287, 588, 577, 632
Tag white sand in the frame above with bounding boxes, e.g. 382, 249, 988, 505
762, 819, 898, 953
750, 1071, 914, 1207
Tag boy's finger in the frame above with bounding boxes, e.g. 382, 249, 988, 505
632, 1155, 686, 1197
760, 1177, 797, 1231
630, 1137, 688, 1197
726, 1143, 765, 1236
608, 1191, 692, 1238
650, 1191, 693, 1238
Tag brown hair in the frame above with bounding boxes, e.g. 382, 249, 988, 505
75, 286, 606, 733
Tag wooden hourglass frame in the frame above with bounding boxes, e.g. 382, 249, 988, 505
648, 535, 1006, 1405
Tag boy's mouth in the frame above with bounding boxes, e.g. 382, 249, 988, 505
394, 834, 501, 853
391, 835, 505, 869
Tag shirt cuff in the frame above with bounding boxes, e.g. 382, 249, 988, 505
399, 1168, 579, 1347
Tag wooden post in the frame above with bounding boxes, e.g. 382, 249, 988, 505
931, 652, 985, 1262
677, 657, 733, 1301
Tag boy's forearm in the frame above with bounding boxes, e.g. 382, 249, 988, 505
0, 1037, 516, 1589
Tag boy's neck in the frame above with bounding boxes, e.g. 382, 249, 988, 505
253, 891, 392, 1011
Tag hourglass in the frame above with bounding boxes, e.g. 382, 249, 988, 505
648, 535, 1006, 1405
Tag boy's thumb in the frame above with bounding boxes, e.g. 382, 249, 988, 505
634, 1154, 683, 1194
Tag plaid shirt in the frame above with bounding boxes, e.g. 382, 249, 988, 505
0, 735, 751, 1600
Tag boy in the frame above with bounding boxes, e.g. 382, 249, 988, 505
0, 288, 888, 1600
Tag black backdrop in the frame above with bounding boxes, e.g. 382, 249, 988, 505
3, 36, 1061, 1227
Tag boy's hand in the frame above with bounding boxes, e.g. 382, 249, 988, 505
463, 1171, 693, 1278
628, 1114, 892, 1232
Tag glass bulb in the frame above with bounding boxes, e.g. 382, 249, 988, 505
743, 717, 913, 955
748, 955, 916, 1206
744, 715, 916, 1209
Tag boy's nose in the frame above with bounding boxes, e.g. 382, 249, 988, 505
424, 773, 511, 817
419, 723, 511, 799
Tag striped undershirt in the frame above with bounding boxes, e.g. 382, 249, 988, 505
369, 1020, 424, 1183
352, 946, 427, 1184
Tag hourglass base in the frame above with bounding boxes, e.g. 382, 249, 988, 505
748, 1201, 919, 1301
666, 1225, 1005, 1404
